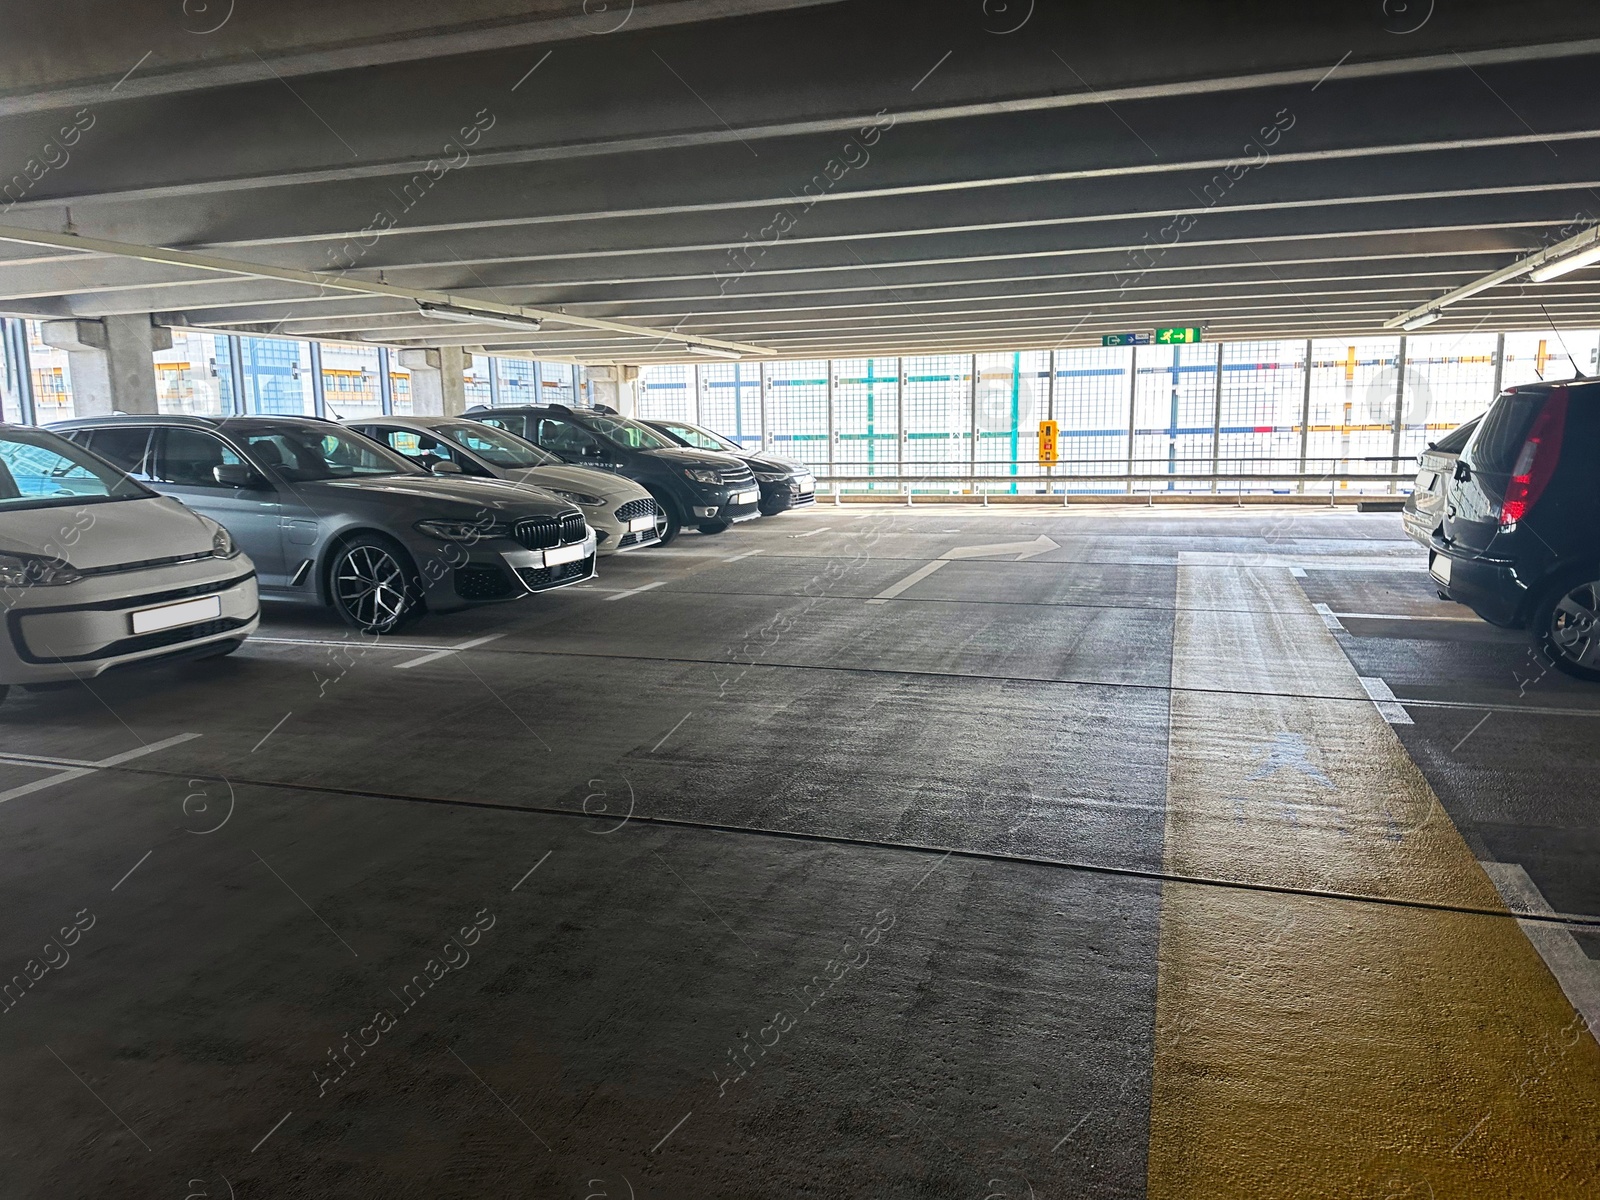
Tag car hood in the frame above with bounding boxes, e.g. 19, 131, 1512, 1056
741, 451, 808, 475
0, 495, 217, 570
491, 464, 647, 501
640, 447, 748, 472
316, 473, 574, 515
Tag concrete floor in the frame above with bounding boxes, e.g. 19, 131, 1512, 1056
1, 505, 1596, 1198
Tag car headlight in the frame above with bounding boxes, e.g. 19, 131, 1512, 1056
0, 552, 82, 588
415, 518, 512, 542
548, 489, 606, 507
211, 526, 240, 559
752, 471, 786, 482
683, 467, 722, 484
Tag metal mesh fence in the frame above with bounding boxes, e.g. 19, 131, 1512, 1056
765, 359, 830, 471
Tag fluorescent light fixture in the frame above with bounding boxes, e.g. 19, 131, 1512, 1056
1529, 242, 1600, 283
1401, 310, 1442, 331
416, 301, 542, 332
685, 343, 742, 360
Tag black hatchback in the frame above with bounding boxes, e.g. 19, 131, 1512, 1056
464, 404, 759, 544
1432, 379, 1600, 678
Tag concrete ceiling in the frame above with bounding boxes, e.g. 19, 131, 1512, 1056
2, 0, 1600, 363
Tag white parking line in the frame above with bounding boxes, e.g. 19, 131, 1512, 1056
606, 581, 667, 602
1480, 861, 1600, 1040
395, 632, 506, 670
789, 527, 832, 538
1312, 603, 1345, 633
723, 549, 766, 563
1333, 611, 1480, 622
1358, 676, 1414, 725
868, 560, 950, 604
0, 732, 201, 805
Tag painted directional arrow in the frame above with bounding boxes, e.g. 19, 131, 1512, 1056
867, 535, 1059, 604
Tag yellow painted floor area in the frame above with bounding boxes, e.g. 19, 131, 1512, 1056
1149, 554, 1600, 1199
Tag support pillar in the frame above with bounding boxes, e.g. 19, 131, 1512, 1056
40, 314, 171, 416
397, 347, 470, 416
581, 364, 639, 414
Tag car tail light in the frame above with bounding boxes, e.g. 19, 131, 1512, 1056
1500, 387, 1569, 529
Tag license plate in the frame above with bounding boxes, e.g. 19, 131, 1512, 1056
734, 489, 759, 505
129, 594, 221, 634
627, 516, 656, 532
1430, 554, 1452, 586
796, 476, 815, 493
545, 543, 587, 567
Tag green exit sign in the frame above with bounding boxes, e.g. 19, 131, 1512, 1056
1155, 326, 1203, 345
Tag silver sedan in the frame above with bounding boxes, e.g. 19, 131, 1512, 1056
346, 416, 664, 553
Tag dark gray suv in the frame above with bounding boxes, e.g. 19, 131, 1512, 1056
52, 414, 596, 633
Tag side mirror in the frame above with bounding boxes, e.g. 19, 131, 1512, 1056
430, 460, 464, 475
213, 463, 265, 488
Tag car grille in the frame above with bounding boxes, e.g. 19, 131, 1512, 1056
512, 511, 586, 549
791, 492, 817, 506
453, 565, 515, 601
613, 497, 658, 523
721, 467, 756, 486
617, 530, 660, 548
516, 555, 595, 591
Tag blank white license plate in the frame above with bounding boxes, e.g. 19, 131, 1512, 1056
734, 489, 759, 505
130, 595, 221, 634
545, 543, 587, 566
1430, 554, 1452, 586
627, 516, 656, 532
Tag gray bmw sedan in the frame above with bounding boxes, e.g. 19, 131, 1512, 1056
52, 414, 595, 633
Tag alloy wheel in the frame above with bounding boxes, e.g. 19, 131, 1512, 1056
334, 545, 410, 632
1548, 580, 1600, 670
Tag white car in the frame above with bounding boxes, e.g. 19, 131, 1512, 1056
0, 425, 258, 703
346, 415, 663, 553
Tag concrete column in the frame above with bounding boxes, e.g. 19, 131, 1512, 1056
580, 364, 640, 414
397, 347, 470, 416
40, 314, 171, 416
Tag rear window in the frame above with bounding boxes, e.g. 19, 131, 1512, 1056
1464, 391, 1549, 476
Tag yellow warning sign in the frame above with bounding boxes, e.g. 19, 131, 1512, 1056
1038, 419, 1059, 465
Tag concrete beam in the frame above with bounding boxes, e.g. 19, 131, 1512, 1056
40, 314, 171, 415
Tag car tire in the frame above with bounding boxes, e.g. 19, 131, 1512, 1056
698, 521, 730, 535
1533, 568, 1600, 682
758, 500, 785, 517
327, 534, 424, 635
649, 495, 682, 547
0, 684, 9, 706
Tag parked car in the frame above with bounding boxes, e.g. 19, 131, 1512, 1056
0, 424, 258, 703
1431, 380, 1600, 679
1402, 415, 1482, 549
51, 415, 595, 634
343, 415, 663, 554
463, 404, 758, 544
642, 418, 816, 516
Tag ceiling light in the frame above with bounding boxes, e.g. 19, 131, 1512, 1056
1400, 310, 1442, 331
1529, 242, 1600, 283
685, 343, 742, 360
416, 301, 542, 332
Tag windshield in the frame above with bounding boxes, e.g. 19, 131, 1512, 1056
228, 422, 418, 482
657, 421, 740, 454
578, 413, 675, 451
0, 428, 153, 511
437, 422, 559, 468
1431, 415, 1481, 455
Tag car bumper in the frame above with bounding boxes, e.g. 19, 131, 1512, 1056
0, 560, 260, 685
758, 479, 817, 512
1429, 539, 1527, 627
432, 531, 599, 606
593, 502, 662, 555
